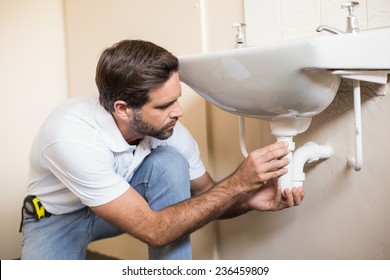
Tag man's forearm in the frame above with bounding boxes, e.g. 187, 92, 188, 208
95, 142, 292, 247
143, 175, 245, 247
217, 193, 252, 219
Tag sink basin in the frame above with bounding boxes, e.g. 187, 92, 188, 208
178, 27, 390, 123
179, 26, 390, 186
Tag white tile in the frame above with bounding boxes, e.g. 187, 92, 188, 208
243, 0, 383, 45
244, 0, 282, 46
280, 0, 321, 40
367, 0, 390, 28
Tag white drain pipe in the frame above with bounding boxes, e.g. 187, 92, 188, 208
292, 142, 333, 188
276, 136, 295, 194
238, 117, 333, 193
275, 138, 332, 193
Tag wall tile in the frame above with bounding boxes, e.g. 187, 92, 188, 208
367, 0, 390, 28
244, 0, 282, 46
280, 0, 321, 40
245, 0, 390, 44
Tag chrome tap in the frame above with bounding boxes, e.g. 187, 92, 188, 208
232, 22, 247, 48
316, 1, 360, 35
316, 25, 344, 34
342, 1, 360, 33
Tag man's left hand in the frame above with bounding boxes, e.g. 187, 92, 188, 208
245, 178, 305, 211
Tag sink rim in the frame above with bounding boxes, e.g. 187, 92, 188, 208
178, 26, 390, 120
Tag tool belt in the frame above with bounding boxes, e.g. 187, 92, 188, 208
19, 195, 52, 232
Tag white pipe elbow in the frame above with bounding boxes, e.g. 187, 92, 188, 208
292, 142, 333, 187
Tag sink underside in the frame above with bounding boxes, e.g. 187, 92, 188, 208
178, 27, 390, 120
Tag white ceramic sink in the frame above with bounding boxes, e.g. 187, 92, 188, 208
178, 27, 390, 122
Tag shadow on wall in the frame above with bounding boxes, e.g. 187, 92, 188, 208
309, 77, 389, 129
295, 76, 389, 169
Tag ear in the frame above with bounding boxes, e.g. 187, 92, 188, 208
113, 100, 132, 120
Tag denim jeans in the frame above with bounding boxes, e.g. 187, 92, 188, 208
21, 146, 192, 260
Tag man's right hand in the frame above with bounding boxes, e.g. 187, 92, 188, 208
233, 141, 290, 193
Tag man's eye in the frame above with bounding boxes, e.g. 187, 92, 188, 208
157, 103, 172, 110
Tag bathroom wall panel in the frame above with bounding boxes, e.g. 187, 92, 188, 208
280, 0, 321, 40
0, 0, 68, 259
244, 0, 380, 45
244, 0, 282, 46
367, 0, 390, 27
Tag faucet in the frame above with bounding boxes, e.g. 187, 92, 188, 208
316, 25, 345, 35
343, 1, 360, 33
232, 22, 247, 48
316, 1, 360, 34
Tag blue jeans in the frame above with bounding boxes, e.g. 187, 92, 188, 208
21, 146, 192, 260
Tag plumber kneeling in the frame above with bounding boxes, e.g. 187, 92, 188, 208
19, 39, 304, 260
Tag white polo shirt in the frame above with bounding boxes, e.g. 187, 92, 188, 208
27, 94, 206, 214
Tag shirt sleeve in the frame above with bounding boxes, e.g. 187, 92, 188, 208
41, 140, 130, 207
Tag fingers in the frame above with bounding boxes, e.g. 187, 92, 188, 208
235, 142, 291, 193
280, 187, 305, 208
292, 187, 305, 205
257, 164, 288, 183
263, 157, 290, 174
248, 142, 290, 169
255, 142, 290, 163
248, 142, 291, 182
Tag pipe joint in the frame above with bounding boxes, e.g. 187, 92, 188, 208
291, 142, 333, 188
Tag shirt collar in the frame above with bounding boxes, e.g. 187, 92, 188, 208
91, 95, 134, 153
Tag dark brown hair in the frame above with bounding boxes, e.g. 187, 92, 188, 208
96, 40, 179, 112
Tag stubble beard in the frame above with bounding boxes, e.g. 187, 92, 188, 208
130, 109, 177, 140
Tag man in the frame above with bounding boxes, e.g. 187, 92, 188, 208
20, 40, 304, 260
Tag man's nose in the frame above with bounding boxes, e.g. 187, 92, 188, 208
170, 101, 183, 118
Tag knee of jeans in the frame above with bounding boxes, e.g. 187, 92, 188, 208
150, 146, 190, 178
147, 146, 191, 202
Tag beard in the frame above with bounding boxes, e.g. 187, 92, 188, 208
130, 109, 177, 140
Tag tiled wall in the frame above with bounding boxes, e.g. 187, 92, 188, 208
244, 0, 390, 46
